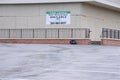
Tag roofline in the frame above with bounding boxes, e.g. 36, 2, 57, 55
0, 1, 92, 4
0, 1, 119, 12
88, 1, 120, 12
96, 0, 120, 9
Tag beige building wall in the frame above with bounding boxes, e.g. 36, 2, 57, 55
0, 4, 40, 29
0, 3, 82, 29
80, 3, 120, 41
0, 3, 119, 41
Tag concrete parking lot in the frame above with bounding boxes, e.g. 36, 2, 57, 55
0, 44, 120, 80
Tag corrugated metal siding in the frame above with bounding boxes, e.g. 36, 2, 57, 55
46, 29, 58, 38
0, 5, 40, 16
34, 29, 45, 38
102, 28, 120, 40
73, 29, 86, 38
0, 3, 82, 29
81, 3, 120, 41
22, 29, 33, 38
0, 29, 9, 38
16, 17, 28, 28
10, 29, 21, 38
0, 28, 90, 39
59, 29, 72, 39
0, 3, 119, 40
0, 17, 15, 28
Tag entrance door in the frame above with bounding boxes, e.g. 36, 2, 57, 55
90, 27, 102, 41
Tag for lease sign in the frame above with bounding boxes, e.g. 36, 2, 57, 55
46, 11, 70, 25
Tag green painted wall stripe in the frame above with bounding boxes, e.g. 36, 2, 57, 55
46, 11, 70, 14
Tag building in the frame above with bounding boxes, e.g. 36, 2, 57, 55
0, 0, 120, 45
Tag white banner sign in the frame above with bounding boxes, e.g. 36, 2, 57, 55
46, 11, 70, 25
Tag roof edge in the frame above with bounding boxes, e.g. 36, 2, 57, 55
88, 1, 120, 12
0, 0, 92, 4
95, 0, 120, 9
0, 0, 119, 12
